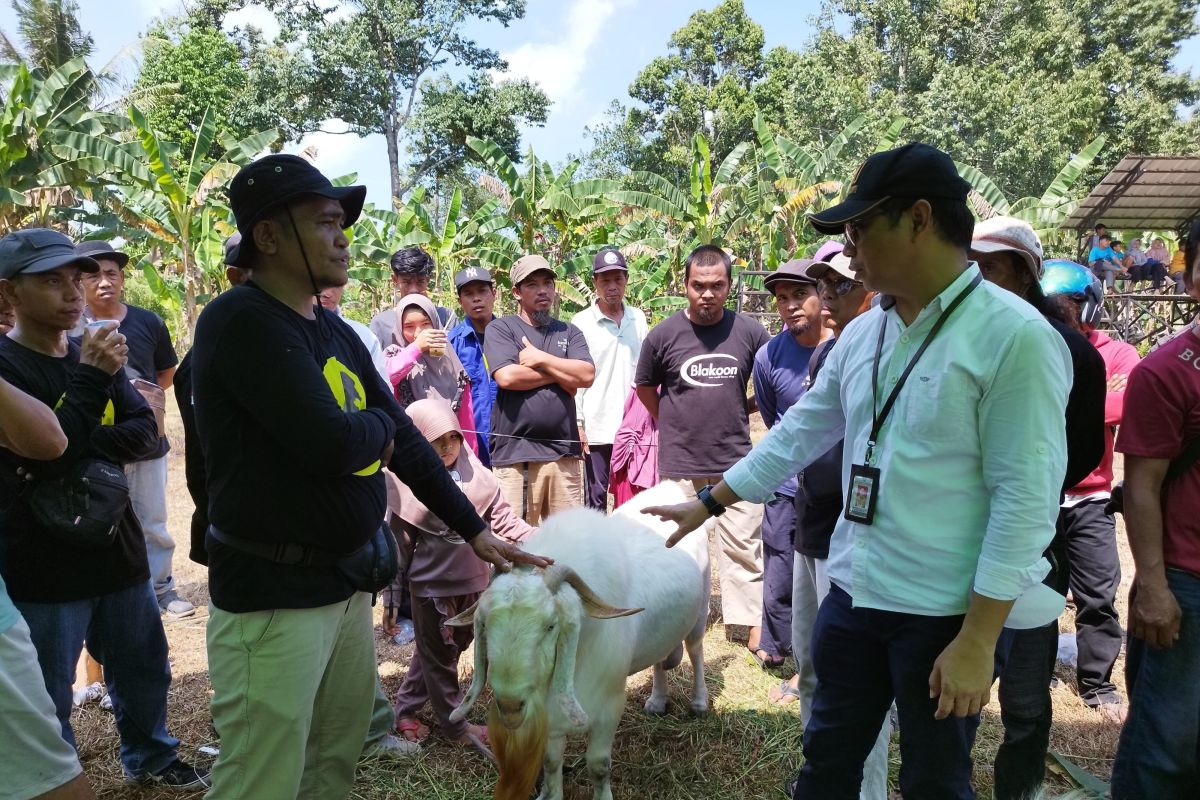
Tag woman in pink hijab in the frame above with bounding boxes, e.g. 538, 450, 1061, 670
385, 399, 533, 758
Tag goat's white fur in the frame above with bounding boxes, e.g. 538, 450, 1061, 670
448, 481, 709, 800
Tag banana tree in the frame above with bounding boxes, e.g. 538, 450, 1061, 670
957, 135, 1108, 253
103, 104, 277, 339
0, 56, 126, 232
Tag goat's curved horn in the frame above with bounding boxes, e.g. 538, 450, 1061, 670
542, 564, 643, 620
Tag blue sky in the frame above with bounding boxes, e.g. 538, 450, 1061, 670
2, 0, 1198, 207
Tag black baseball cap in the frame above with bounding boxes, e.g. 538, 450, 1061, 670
75, 240, 130, 268
227, 154, 366, 266
592, 248, 627, 274
808, 143, 970, 235
0, 229, 99, 279
454, 266, 493, 289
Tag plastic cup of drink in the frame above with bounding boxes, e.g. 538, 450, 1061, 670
428, 343, 446, 357
86, 319, 120, 332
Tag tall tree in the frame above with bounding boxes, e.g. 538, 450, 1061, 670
257, 0, 550, 207
626, 0, 765, 179
132, 14, 255, 157
0, 0, 93, 74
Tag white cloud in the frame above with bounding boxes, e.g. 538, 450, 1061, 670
224, 4, 280, 40
285, 120, 392, 206
495, 0, 626, 106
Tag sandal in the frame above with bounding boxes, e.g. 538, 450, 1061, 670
748, 646, 786, 670
767, 679, 802, 706
455, 723, 495, 763
396, 717, 429, 743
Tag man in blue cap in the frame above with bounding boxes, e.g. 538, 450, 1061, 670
0, 228, 208, 789
646, 143, 1071, 799
194, 155, 550, 799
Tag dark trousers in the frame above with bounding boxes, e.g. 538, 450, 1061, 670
1063, 500, 1123, 703
994, 521, 1071, 799
583, 444, 613, 511
793, 584, 979, 800
393, 592, 480, 740
760, 493, 796, 658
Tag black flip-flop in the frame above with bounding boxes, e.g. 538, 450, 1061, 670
748, 646, 786, 670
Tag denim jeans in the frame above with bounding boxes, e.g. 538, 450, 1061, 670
793, 584, 978, 800
14, 579, 179, 778
126, 455, 175, 598
1111, 568, 1200, 799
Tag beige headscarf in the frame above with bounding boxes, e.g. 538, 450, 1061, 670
387, 398, 497, 535
393, 294, 469, 408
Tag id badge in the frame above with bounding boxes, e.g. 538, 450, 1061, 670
844, 463, 880, 525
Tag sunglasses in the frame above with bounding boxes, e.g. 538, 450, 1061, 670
819, 277, 861, 296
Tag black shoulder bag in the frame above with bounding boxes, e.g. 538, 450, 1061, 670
24, 458, 130, 549
1106, 438, 1200, 515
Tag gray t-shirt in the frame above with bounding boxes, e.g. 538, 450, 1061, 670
636, 309, 769, 476
483, 315, 593, 467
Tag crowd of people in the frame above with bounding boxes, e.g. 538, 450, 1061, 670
0, 142, 1197, 800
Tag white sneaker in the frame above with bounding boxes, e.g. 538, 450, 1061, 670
362, 733, 419, 759
72, 681, 105, 707
159, 591, 196, 619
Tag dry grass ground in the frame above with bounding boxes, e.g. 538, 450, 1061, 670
68, 394, 1129, 799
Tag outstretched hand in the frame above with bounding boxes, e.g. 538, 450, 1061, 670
470, 527, 554, 571
643, 500, 709, 548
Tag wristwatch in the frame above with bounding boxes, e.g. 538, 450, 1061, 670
697, 484, 726, 517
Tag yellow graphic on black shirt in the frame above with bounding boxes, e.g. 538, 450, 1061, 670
322, 356, 381, 476
54, 393, 115, 425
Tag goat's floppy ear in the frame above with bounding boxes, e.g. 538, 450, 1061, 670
549, 592, 589, 731
444, 598, 479, 628
543, 564, 643, 620
450, 606, 488, 723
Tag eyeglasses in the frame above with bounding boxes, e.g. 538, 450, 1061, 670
844, 210, 884, 246
819, 277, 860, 296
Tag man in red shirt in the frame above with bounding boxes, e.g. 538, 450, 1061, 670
1110, 221, 1200, 799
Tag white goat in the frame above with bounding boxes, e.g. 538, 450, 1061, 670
447, 481, 709, 800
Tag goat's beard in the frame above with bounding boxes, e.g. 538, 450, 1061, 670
490, 694, 548, 800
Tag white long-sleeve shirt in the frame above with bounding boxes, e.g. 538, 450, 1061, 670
725, 265, 1071, 616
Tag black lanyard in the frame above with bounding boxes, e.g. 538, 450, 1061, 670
865, 274, 982, 465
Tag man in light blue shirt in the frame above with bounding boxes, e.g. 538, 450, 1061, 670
646, 143, 1070, 800
1088, 233, 1124, 289
571, 249, 648, 509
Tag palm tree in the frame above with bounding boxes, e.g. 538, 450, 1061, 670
0, 0, 94, 75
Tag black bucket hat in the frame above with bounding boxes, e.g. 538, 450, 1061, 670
227, 154, 366, 267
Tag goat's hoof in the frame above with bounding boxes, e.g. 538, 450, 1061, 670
689, 702, 709, 717
643, 698, 667, 716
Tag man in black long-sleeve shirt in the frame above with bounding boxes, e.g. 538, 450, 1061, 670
195, 156, 549, 800
970, 217, 1106, 800
0, 228, 208, 789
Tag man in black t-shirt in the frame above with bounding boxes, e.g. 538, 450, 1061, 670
635, 244, 769, 645
484, 254, 594, 523
0, 228, 208, 789
76, 240, 186, 617
197, 155, 548, 800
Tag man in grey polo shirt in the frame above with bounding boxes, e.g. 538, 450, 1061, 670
570, 248, 648, 510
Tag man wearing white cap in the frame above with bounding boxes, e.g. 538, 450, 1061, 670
970, 216, 1107, 800
571, 248, 648, 510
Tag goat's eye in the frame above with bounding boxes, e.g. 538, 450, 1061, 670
546, 623, 555, 633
